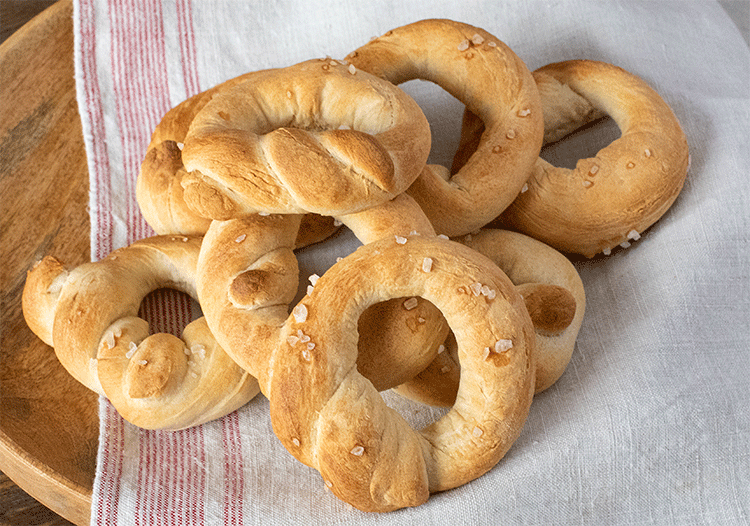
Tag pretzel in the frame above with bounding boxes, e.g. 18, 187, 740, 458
177, 58, 431, 220
394, 229, 585, 406
136, 71, 338, 248
22, 235, 259, 430
457, 60, 689, 257
345, 18, 544, 237
196, 193, 449, 395
200, 232, 535, 511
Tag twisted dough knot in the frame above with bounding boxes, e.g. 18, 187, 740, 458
465, 60, 690, 257
228, 234, 535, 512
135, 68, 339, 248
346, 19, 544, 237
395, 229, 586, 407
22, 236, 258, 430
176, 58, 431, 220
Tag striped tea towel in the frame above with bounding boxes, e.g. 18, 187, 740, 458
72, 0, 750, 524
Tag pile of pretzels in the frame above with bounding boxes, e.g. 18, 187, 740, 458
23, 19, 688, 512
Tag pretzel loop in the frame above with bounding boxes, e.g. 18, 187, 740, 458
347, 19, 544, 236
22, 236, 259, 430
268, 235, 535, 511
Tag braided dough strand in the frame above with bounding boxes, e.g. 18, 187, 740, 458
22, 236, 259, 430
136, 70, 338, 248
346, 19, 544, 236
179, 59, 431, 219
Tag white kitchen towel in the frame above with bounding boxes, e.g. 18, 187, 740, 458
73, 0, 750, 524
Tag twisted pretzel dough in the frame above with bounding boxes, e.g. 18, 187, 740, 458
204, 233, 535, 511
346, 19, 544, 237
22, 236, 259, 430
395, 229, 585, 407
136, 71, 338, 248
461, 60, 689, 257
178, 58, 431, 219
196, 193, 449, 395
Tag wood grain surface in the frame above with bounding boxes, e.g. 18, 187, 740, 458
1, 1, 96, 525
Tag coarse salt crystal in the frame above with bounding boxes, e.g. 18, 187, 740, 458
469, 282, 483, 296
583, 180, 594, 188
517, 108, 531, 117
403, 297, 419, 310
395, 235, 407, 244
603, 247, 612, 256
302, 349, 311, 361
627, 229, 641, 241
176, 142, 184, 150
438, 344, 446, 354
307, 342, 315, 351
287, 335, 300, 346
495, 339, 513, 353
472, 426, 484, 437
457, 39, 470, 51
292, 438, 301, 447
348, 64, 357, 74
350, 446, 365, 456
471, 33, 484, 45
521, 183, 529, 193
437, 234, 449, 240
293, 304, 308, 323
644, 148, 652, 158
506, 129, 516, 139
138, 360, 148, 366
307, 285, 314, 295
235, 234, 246, 243
309, 274, 320, 285
589, 165, 599, 175
422, 257, 433, 272
620, 241, 631, 249
482, 347, 491, 360
487, 41, 497, 47
104, 331, 115, 349
258, 211, 270, 216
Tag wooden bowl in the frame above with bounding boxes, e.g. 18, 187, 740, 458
0, 1, 97, 524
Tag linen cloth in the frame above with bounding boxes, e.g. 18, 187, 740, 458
72, 0, 750, 524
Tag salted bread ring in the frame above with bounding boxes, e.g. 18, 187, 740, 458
488, 60, 690, 257
346, 19, 544, 237
22, 236, 259, 430
178, 58, 431, 219
251, 235, 534, 511
195, 195, 448, 396
395, 229, 586, 407
135, 72, 339, 248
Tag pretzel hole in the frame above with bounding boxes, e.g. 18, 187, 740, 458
356, 296, 448, 392
399, 79, 464, 170
138, 288, 202, 336
540, 116, 620, 169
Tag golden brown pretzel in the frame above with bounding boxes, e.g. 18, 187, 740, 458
458, 60, 689, 257
395, 229, 586, 406
195, 193, 449, 396
135, 71, 338, 248
202, 233, 535, 511
346, 19, 544, 237
22, 236, 259, 430
178, 58, 431, 219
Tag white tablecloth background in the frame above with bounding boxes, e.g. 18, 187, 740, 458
73, 0, 749, 524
